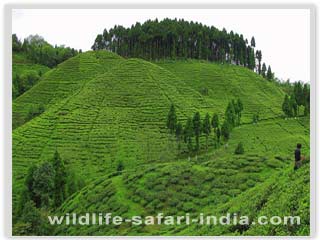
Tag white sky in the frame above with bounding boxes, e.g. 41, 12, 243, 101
12, 8, 310, 83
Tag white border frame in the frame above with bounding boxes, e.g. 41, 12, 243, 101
1, 2, 317, 240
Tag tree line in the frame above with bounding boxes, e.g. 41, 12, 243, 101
13, 34, 79, 68
282, 81, 310, 117
91, 18, 273, 77
166, 98, 243, 154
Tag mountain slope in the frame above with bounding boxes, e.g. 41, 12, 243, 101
12, 50, 309, 235
54, 117, 309, 236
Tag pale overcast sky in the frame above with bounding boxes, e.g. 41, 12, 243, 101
12, 8, 310, 83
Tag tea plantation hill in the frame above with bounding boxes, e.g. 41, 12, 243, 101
12, 50, 309, 235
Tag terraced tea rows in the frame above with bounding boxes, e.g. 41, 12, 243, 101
12, 50, 309, 236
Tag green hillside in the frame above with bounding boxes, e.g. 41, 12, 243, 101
12, 52, 50, 99
55, 117, 309, 236
12, 50, 310, 236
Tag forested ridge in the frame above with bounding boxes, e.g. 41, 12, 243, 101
92, 18, 273, 78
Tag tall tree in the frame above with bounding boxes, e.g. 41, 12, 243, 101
250, 36, 256, 48
221, 121, 230, 141
266, 65, 273, 80
32, 162, 55, 208
225, 101, 236, 128
261, 63, 267, 78
282, 94, 292, 117
255, 50, 262, 74
211, 113, 219, 129
166, 104, 177, 134
202, 113, 211, 149
193, 112, 201, 151
184, 117, 194, 152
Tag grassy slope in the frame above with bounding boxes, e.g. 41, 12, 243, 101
155, 60, 284, 122
56, 117, 309, 236
12, 51, 309, 235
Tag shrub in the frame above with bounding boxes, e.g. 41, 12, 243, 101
234, 142, 244, 155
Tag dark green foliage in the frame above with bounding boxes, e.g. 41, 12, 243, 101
261, 63, 267, 78
184, 117, 194, 152
216, 127, 221, 143
193, 112, 201, 151
203, 113, 211, 149
235, 98, 244, 125
13, 34, 78, 68
13, 201, 43, 235
225, 101, 236, 128
92, 19, 262, 71
250, 36, 256, 47
282, 94, 292, 117
166, 104, 177, 134
32, 162, 55, 208
256, 50, 262, 74
211, 113, 219, 129
290, 94, 298, 116
117, 161, 124, 172
221, 121, 231, 140
266, 65, 273, 80
252, 113, 260, 123
235, 142, 245, 154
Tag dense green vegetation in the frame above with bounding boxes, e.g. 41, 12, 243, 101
92, 18, 274, 78
12, 34, 79, 99
12, 47, 309, 235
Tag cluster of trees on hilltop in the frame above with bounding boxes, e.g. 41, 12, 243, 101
167, 99, 243, 154
91, 18, 273, 75
282, 81, 310, 117
12, 34, 79, 68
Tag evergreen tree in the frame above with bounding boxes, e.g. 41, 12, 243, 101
261, 63, 267, 78
282, 94, 292, 117
234, 98, 243, 125
250, 36, 256, 48
234, 142, 244, 154
225, 101, 236, 128
216, 127, 221, 144
221, 121, 230, 141
166, 104, 177, 134
184, 117, 194, 152
266, 65, 273, 80
211, 113, 219, 129
92, 19, 263, 71
32, 162, 55, 208
193, 112, 201, 151
256, 50, 262, 74
290, 94, 298, 117
303, 83, 310, 116
202, 113, 211, 149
